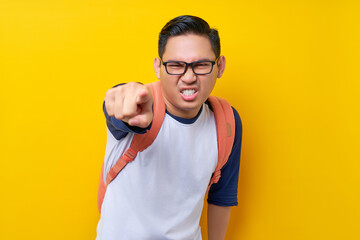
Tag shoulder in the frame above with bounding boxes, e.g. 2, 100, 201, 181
232, 107, 242, 137
206, 98, 242, 133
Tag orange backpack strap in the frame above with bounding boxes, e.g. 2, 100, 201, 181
207, 96, 236, 192
97, 81, 165, 213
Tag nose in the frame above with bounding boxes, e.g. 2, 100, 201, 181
180, 65, 197, 84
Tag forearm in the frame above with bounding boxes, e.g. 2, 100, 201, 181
207, 204, 231, 240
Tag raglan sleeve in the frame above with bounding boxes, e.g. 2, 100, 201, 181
207, 107, 242, 206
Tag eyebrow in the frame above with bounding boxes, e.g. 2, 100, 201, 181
164, 58, 213, 62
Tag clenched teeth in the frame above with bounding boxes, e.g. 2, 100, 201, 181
182, 89, 196, 96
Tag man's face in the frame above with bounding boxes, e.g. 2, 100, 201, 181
154, 34, 226, 119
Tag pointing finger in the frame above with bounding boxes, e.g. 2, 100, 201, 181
136, 89, 152, 104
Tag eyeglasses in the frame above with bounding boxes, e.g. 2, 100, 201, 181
161, 58, 218, 75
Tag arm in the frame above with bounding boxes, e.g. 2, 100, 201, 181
101, 82, 154, 182
207, 107, 242, 238
208, 204, 231, 240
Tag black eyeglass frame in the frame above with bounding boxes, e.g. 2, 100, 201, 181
161, 58, 219, 75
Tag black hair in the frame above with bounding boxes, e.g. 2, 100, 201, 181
158, 15, 220, 59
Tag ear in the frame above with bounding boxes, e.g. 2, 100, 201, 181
216, 55, 226, 78
154, 57, 161, 79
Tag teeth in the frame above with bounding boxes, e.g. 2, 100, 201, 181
182, 89, 196, 96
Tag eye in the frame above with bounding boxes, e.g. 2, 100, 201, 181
194, 62, 211, 68
167, 62, 185, 68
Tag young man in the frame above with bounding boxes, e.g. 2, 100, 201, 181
97, 15, 242, 240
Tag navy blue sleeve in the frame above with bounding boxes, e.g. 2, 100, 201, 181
103, 83, 152, 140
207, 107, 242, 206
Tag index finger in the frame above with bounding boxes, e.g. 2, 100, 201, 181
136, 88, 152, 104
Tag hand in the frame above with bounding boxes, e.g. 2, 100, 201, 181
104, 82, 153, 128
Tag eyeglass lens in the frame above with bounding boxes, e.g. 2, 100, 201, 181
166, 61, 213, 75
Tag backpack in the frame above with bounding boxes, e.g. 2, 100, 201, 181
97, 81, 235, 213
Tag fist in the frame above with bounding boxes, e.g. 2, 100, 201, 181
104, 82, 153, 128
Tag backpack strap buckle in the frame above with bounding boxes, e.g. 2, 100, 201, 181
212, 169, 221, 183
123, 148, 137, 162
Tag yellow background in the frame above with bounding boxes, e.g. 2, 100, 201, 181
1, 0, 359, 239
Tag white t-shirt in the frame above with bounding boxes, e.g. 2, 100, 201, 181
96, 104, 218, 240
